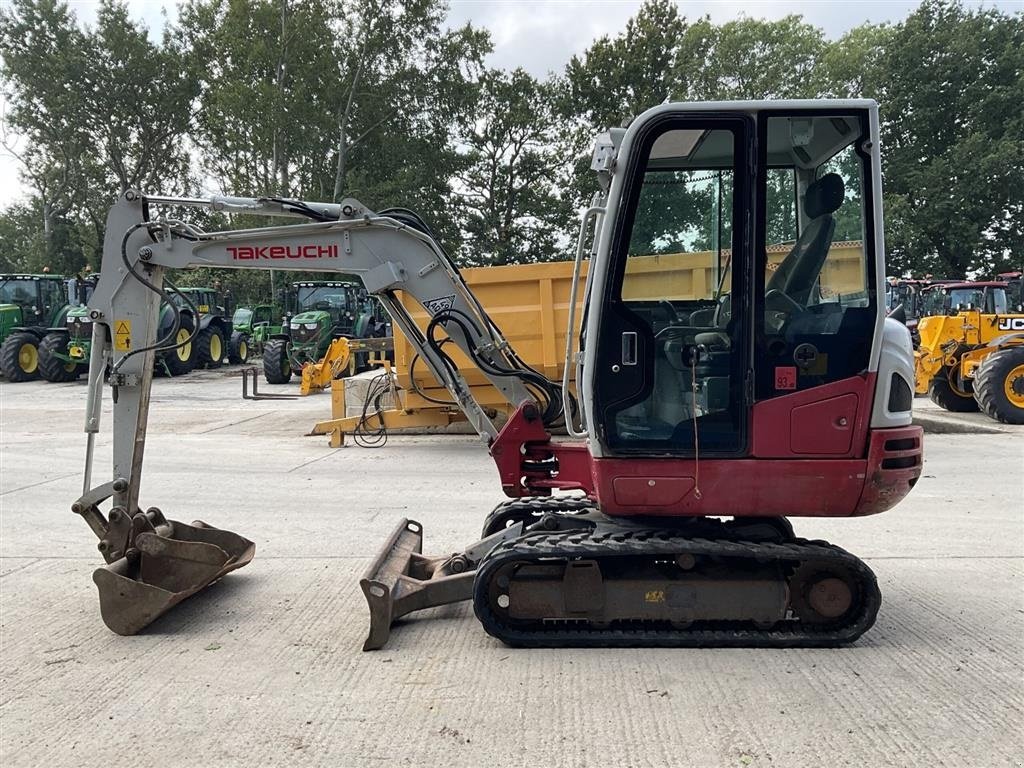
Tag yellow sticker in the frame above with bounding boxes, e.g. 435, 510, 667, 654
197, 304, 210, 314
645, 590, 666, 604
114, 319, 131, 351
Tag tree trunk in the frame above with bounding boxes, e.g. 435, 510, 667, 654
271, 0, 289, 196
41, 198, 55, 268
334, 60, 361, 202
334, 123, 347, 202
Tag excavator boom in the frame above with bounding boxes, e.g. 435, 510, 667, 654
76, 193, 566, 635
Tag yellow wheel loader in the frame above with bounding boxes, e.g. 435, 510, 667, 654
72, 100, 923, 649
913, 281, 1024, 423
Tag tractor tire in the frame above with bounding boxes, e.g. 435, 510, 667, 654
973, 347, 1024, 425
0, 331, 41, 382
162, 315, 196, 377
196, 327, 225, 369
928, 374, 979, 412
228, 331, 250, 364
263, 339, 292, 384
38, 332, 80, 382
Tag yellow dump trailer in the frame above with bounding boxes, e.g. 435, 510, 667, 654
394, 240, 868, 411
311, 240, 868, 444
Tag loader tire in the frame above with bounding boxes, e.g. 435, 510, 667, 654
196, 327, 225, 369
0, 331, 41, 382
973, 347, 1024, 425
928, 374, 978, 413
263, 339, 292, 384
38, 332, 79, 382
228, 331, 250, 364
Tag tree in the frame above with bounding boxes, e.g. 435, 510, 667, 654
0, 199, 86, 274
814, 23, 894, 99
875, 0, 1024, 277
180, 0, 488, 234
0, 0, 93, 266
560, 0, 687, 212
179, 0, 342, 198
676, 15, 826, 100
454, 69, 575, 265
1, 0, 199, 268
564, 0, 686, 132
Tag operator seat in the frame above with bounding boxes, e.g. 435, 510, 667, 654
766, 173, 845, 306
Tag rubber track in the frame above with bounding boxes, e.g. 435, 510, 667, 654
473, 528, 881, 648
481, 496, 595, 537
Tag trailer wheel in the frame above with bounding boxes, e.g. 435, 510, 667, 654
974, 347, 1024, 424
928, 372, 979, 412
263, 339, 292, 384
229, 331, 250, 364
196, 327, 225, 369
38, 332, 79, 382
0, 331, 41, 382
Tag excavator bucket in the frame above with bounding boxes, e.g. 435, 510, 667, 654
92, 519, 255, 635
360, 519, 474, 651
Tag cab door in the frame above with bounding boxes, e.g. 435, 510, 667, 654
591, 113, 753, 457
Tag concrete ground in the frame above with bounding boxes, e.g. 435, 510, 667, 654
1, 369, 1022, 768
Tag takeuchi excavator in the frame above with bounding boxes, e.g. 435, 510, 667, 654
74, 100, 923, 648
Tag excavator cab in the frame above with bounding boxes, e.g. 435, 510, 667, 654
75, 100, 921, 647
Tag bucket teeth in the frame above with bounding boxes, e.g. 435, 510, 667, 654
93, 519, 254, 635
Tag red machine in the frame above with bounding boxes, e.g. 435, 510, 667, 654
76, 100, 922, 649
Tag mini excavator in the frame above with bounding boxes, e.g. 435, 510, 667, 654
74, 100, 922, 648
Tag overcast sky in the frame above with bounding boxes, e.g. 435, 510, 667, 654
1, 0, 1020, 209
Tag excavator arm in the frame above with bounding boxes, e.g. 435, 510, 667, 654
75, 190, 579, 640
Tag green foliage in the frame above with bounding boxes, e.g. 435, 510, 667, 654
0, 199, 88, 274
871, 0, 1024, 277
676, 15, 826, 100
178, 0, 488, 249
0, 0, 197, 270
454, 69, 574, 265
564, 0, 686, 131
1, 0, 1021, 286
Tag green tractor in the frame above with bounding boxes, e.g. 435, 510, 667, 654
231, 303, 283, 358
36, 275, 101, 382
262, 281, 386, 384
32, 276, 202, 381
0, 273, 77, 382
167, 287, 244, 369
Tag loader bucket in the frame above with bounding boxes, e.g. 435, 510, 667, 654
360, 518, 474, 651
92, 520, 255, 635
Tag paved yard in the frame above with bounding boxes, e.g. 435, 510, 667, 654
1, 370, 1022, 767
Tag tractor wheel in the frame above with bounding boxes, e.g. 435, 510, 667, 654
162, 315, 196, 377
0, 331, 41, 382
38, 332, 79, 382
228, 331, 250, 364
928, 372, 979, 412
263, 339, 292, 384
196, 327, 225, 369
973, 347, 1024, 425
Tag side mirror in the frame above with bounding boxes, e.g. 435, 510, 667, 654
887, 303, 907, 324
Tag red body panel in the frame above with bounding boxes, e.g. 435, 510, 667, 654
489, 374, 923, 520
588, 423, 921, 517
751, 375, 875, 458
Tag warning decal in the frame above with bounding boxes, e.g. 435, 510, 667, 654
774, 366, 797, 391
114, 319, 131, 351
423, 294, 456, 315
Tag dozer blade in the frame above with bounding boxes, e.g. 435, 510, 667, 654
360, 518, 474, 651
93, 520, 255, 635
